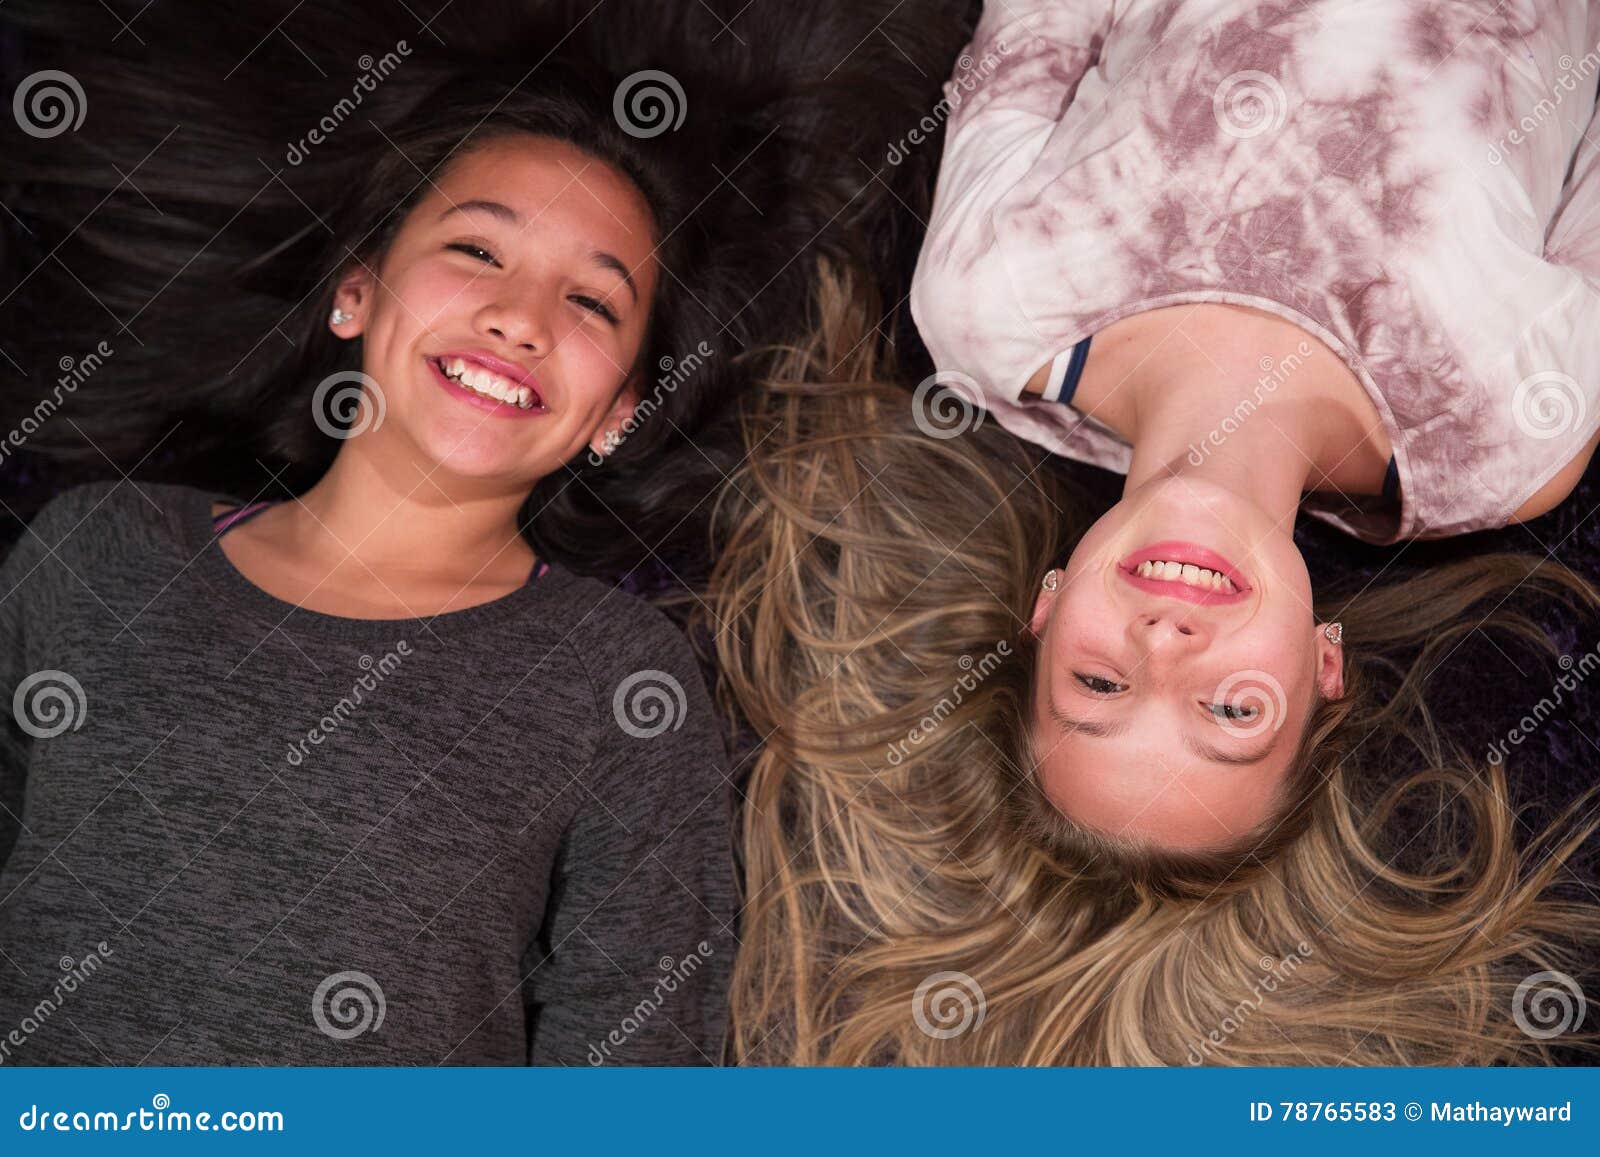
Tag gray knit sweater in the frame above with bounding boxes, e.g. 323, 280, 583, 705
0, 480, 735, 1065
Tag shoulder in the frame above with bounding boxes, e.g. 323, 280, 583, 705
1510, 427, 1600, 525
557, 575, 707, 680
554, 578, 726, 768
6, 479, 207, 572
30, 478, 203, 523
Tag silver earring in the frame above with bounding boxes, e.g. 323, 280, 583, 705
1041, 569, 1059, 592
330, 307, 354, 326
1323, 622, 1343, 645
598, 428, 624, 457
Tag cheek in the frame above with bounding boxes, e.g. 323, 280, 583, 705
1050, 586, 1112, 643
390, 264, 481, 331
548, 317, 636, 397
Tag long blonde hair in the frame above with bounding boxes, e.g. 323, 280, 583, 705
700, 263, 1600, 1065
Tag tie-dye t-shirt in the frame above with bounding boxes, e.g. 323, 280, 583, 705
910, 0, 1600, 543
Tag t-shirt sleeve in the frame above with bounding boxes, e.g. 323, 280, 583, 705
524, 616, 737, 1066
910, 0, 1117, 404
944, 0, 1114, 133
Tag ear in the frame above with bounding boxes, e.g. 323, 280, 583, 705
590, 376, 642, 454
329, 263, 378, 337
1313, 622, 1345, 699
1028, 569, 1061, 639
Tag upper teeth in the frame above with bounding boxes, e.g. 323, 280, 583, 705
1135, 559, 1237, 592
438, 357, 539, 409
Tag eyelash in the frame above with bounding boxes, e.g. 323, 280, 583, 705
1072, 672, 1258, 719
444, 242, 620, 325
1208, 702, 1260, 721
446, 241, 500, 267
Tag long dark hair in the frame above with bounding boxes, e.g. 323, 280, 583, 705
0, 0, 972, 589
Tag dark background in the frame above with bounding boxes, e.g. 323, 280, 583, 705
2, 0, 1597, 1054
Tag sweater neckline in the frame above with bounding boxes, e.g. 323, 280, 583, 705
183, 485, 573, 641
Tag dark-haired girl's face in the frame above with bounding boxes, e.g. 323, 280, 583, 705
330, 133, 659, 486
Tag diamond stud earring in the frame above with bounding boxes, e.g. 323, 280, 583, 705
330, 307, 354, 326
598, 429, 624, 457
1041, 569, 1059, 592
1323, 621, 1343, 645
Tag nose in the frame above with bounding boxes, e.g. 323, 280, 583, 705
1127, 610, 1212, 655
477, 290, 551, 354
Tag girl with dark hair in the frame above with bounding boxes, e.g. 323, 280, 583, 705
0, 0, 969, 1065
0, 67, 744, 1064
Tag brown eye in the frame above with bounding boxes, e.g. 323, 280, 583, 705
1074, 673, 1126, 695
446, 242, 499, 266
569, 294, 619, 325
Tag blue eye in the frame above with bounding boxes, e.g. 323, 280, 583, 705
569, 294, 619, 325
446, 242, 499, 266
1074, 673, 1125, 695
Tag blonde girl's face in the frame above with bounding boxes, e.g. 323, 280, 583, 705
329, 133, 660, 485
1028, 473, 1347, 851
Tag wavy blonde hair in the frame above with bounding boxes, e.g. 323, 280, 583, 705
699, 263, 1600, 1066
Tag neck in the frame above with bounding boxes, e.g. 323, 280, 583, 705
1124, 390, 1317, 531
1072, 304, 1387, 510
285, 437, 534, 576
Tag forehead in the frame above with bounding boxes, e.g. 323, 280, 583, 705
421, 134, 658, 268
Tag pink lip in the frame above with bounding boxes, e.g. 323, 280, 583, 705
426, 353, 548, 420
1116, 539, 1251, 606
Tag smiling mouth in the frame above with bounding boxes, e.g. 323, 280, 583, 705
1129, 557, 1238, 594
428, 356, 546, 411
1117, 541, 1251, 605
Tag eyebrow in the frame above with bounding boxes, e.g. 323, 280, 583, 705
436, 199, 639, 304
1049, 702, 1277, 767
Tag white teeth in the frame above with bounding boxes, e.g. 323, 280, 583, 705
1133, 559, 1237, 592
436, 358, 539, 410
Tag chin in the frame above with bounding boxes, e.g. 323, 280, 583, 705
413, 427, 539, 481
